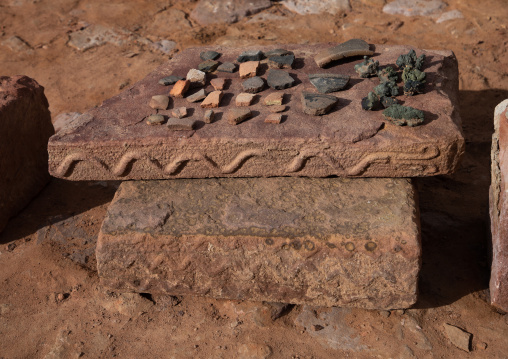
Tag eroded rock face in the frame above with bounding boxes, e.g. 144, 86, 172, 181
490, 99, 508, 312
97, 177, 422, 309
190, 0, 272, 26
0, 76, 54, 232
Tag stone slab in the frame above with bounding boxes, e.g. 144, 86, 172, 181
97, 177, 421, 309
0, 76, 54, 232
48, 44, 464, 181
490, 99, 508, 312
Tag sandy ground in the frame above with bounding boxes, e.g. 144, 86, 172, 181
1, 0, 508, 358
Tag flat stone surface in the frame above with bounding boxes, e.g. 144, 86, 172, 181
239, 61, 259, 79
265, 113, 283, 124
443, 324, 471, 352
97, 177, 421, 309
282, 0, 351, 15
210, 78, 226, 91
48, 44, 465, 180
166, 117, 196, 131
301, 92, 338, 116
264, 92, 284, 106
149, 95, 169, 110
236, 92, 256, 107
158, 75, 183, 86
201, 90, 223, 108
315, 39, 374, 68
217, 62, 237, 73
200, 50, 220, 61
146, 114, 165, 125
268, 105, 286, 113
268, 55, 295, 69
198, 60, 219, 73
383, 0, 447, 17
171, 107, 187, 119
490, 99, 508, 312
267, 69, 295, 90
203, 109, 214, 123
242, 76, 265, 93
186, 88, 207, 103
191, 0, 272, 26
309, 73, 349, 93
0, 76, 54, 232
226, 107, 252, 125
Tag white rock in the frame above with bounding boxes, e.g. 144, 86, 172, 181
186, 69, 206, 88
282, 0, 351, 15
436, 10, 464, 23
383, 0, 447, 17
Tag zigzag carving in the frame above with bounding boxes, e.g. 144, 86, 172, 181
54, 145, 440, 178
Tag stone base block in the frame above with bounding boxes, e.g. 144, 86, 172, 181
0, 76, 54, 232
97, 177, 421, 310
490, 99, 508, 311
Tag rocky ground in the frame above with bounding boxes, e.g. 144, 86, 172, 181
1, 0, 508, 358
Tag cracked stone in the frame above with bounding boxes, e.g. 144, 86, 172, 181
309, 74, 350, 93
267, 69, 295, 90
268, 105, 286, 113
242, 76, 265, 93
301, 92, 338, 116
146, 114, 165, 125
149, 95, 170, 110
198, 60, 219, 73
268, 54, 295, 69
264, 92, 284, 106
186, 69, 206, 88
239, 61, 259, 79
186, 89, 207, 103
217, 62, 237, 73
169, 80, 190, 98
203, 109, 214, 123
166, 118, 196, 131
315, 38, 373, 68
172, 107, 187, 119
237, 50, 264, 63
265, 114, 283, 124
158, 75, 184, 86
226, 108, 252, 125
201, 91, 223, 108
211, 78, 226, 91
191, 0, 272, 26
200, 50, 220, 61
236, 93, 256, 107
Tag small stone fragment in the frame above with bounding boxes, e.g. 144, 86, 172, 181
200, 50, 220, 61
226, 108, 252, 125
396, 49, 425, 70
267, 69, 295, 90
217, 62, 237, 73
268, 54, 295, 69
314, 38, 373, 68
170, 80, 190, 98
265, 114, 283, 124
264, 92, 284, 106
380, 96, 398, 108
201, 91, 223, 108
239, 61, 259, 79
265, 49, 294, 57
377, 66, 398, 83
158, 75, 184, 86
361, 91, 381, 111
186, 89, 207, 103
237, 50, 264, 63
374, 81, 399, 97
172, 107, 187, 119
403, 80, 425, 96
382, 104, 424, 127
198, 60, 219, 73
149, 95, 170, 110
166, 118, 197, 131
186, 69, 206, 88
301, 92, 338, 116
235, 93, 256, 107
146, 114, 165, 125
210, 78, 226, 91
242, 76, 265, 93
308, 74, 349, 93
268, 105, 286, 113
203, 109, 214, 123
354, 56, 379, 78
383, 0, 447, 17
443, 324, 472, 352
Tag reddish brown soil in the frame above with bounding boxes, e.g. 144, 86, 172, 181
1, 0, 508, 358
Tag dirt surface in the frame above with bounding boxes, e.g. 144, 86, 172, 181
1, 0, 508, 358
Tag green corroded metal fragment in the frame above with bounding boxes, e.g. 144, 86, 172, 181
382, 104, 424, 127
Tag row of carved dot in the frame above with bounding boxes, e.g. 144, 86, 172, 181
264, 238, 380, 252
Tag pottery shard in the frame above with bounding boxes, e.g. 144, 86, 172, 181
236, 93, 256, 107
166, 118, 196, 131
146, 114, 165, 125
490, 99, 508, 312
301, 91, 338, 116
308, 74, 350, 93
171, 107, 187, 119
169, 80, 190, 98
226, 108, 252, 125
314, 39, 374, 68
239, 61, 259, 79
0, 76, 54, 232
217, 62, 237, 73
149, 95, 170, 110
191, 0, 272, 26
242, 76, 265, 93
186, 69, 206, 88
198, 60, 219, 73
267, 69, 295, 90
201, 91, 223, 108
264, 92, 284, 106
268, 105, 286, 113
210, 78, 226, 91
200, 50, 220, 61
443, 324, 472, 352
97, 177, 421, 309
203, 109, 214, 123
265, 113, 283, 124
186, 89, 207, 103
237, 50, 264, 63
158, 75, 184, 86
268, 55, 295, 69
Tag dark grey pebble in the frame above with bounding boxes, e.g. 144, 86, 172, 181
308, 74, 349, 93
267, 69, 295, 90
